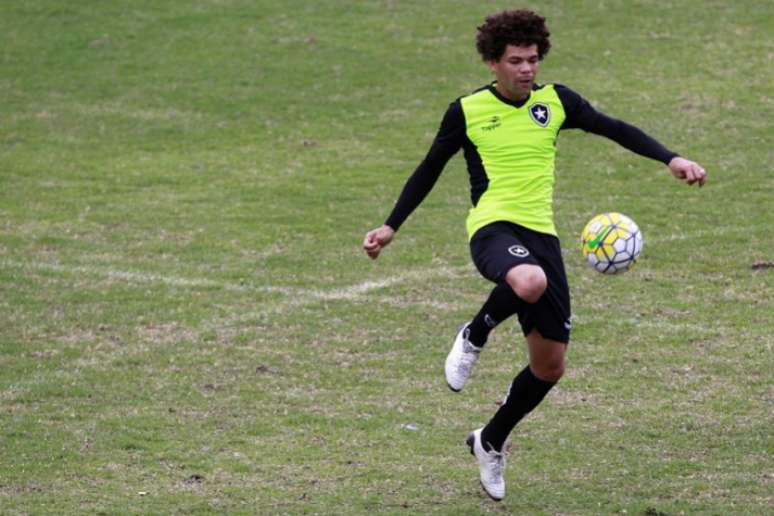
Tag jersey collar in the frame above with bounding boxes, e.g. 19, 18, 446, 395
487, 82, 542, 108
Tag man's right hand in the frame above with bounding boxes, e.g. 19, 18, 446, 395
362, 225, 395, 260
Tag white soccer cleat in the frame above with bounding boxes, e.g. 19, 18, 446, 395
466, 428, 505, 501
445, 323, 481, 392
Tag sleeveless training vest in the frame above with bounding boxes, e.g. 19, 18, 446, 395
460, 84, 566, 239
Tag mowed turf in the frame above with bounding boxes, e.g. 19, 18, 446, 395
1, 0, 772, 514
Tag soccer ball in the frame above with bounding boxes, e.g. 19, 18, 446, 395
581, 212, 643, 274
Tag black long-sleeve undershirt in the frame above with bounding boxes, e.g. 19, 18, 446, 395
384, 102, 464, 231
384, 83, 678, 232
555, 84, 678, 163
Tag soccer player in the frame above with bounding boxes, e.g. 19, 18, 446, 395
362, 9, 706, 501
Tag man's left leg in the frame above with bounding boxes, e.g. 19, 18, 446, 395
480, 330, 565, 452
468, 330, 565, 500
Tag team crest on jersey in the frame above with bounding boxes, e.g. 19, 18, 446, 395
528, 103, 551, 127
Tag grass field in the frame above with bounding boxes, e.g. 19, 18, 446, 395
1, 1, 772, 514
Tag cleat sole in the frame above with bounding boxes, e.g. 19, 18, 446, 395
466, 432, 475, 455
480, 480, 504, 501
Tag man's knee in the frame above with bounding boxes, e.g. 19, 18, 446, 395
527, 331, 567, 383
505, 265, 547, 304
531, 358, 565, 383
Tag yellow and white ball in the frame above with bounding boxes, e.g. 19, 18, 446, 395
581, 212, 643, 274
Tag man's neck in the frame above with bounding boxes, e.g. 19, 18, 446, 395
495, 83, 530, 103
491, 81, 532, 107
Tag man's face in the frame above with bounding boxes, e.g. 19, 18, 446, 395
487, 44, 540, 101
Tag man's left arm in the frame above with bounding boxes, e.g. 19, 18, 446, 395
556, 84, 706, 187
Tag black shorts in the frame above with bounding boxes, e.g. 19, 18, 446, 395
470, 221, 571, 343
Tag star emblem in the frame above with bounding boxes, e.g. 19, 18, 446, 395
528, 103, 551, 127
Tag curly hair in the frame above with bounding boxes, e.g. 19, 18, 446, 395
476, 9, 551, 61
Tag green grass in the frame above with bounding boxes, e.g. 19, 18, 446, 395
1, 0, 772, 514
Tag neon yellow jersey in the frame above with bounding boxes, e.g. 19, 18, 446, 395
461, 84, 566, 239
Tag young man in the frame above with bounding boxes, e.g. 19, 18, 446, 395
362, 9, 706, 501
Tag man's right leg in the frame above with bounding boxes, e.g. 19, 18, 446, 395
446, 263, 546, 391
504, 263, 547, 304
445, 282, 523, 392
468, 263, 547, 345
467, 282, 525, 346
451, 222, 548, 393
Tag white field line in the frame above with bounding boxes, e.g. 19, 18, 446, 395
231, 264, 473, 319
0, 259, 258, 292
310, 266, 469, 301
4, 218, 768, 324
3, 222, 765, 293
1, 259, 745, 341
1, 259, 472, 313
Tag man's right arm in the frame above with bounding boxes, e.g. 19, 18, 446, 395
363, 100, 466, 260
383, 100, 466, 231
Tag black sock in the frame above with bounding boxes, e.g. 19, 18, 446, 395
467, 283, 525, 347
480, 366, 556, 452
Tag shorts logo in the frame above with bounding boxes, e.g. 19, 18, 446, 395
564, 318, 572, 331
529, 103, 551, 127
507, 245, 530, 258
